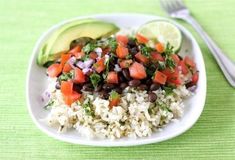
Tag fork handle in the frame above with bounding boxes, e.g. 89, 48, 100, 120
182, 15, 235, 87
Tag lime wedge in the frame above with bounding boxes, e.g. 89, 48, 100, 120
137, 20, 182, 52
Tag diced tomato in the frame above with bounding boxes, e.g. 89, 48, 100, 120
64, 91, 81, 106
74, 68, 86, 83
119, 59, 133, 68
168, 72, 181, 85
69, 46, 83, 58
89, 52, 98, 60
184, 56, 196, 68
178, 60, 188, 75
47, 63, 62, 78
171, 54, 180, 65
151, 52, 164, 62
116, 35, 129, 46
109, 98, 120, 108
161, 68, 173, 77
191, 71, 199, 85
155, 43, 164, 53
106, 71, 119, 84
129, 62, 147, 79
153, 71, 167, 85
136, 33, 149, 44
162, 68, 181, 85
94, 57, 106, 73
135, 52, 149, 64
116, 44, 129, 59
60, 53, 71, 67
61, 81, 73, 95
62, 63, 72, 73
109, 91, 120, 108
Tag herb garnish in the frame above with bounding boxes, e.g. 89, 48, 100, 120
44, 100, 55, 110
157, 61, 166, 70
146, 63, 157, 77
58, 71, 74, 83
163, 86, 176, 95
140, 45, 152, 57
108, 37, 117, 52
82, 99, 94, 117
103, 53, 116, 79
163, 42, 176, 69
81, 54, 90, 61
90, 73, 101, 88
165, 58, 175, 69
82, 43, 97, 54
164, 42, 174, 56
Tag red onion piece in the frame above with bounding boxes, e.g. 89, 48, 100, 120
84, 59, 94, 68
76, 61, 85, 69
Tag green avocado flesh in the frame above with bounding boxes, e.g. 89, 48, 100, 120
37, 19, 120, 66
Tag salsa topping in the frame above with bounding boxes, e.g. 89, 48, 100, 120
46, 34, 198, 107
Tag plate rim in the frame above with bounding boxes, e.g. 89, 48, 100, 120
26, 13, 207, 147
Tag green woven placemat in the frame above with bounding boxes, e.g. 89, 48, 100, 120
0, 0, 235, 159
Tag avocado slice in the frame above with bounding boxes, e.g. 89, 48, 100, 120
37, 19, 119, 66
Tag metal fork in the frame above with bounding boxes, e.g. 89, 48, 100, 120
160, 0, 235, 88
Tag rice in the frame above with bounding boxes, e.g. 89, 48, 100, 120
44, 82, 191, 139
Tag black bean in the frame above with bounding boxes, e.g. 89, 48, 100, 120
127, 39, 136, 48
120, 82, 128, 89
102, 83, 115, 91
73, 84, 82, 93
55, 83, 61, 89
99, 90, 109, 99
113, 87, 122, 94
109, 64, 115, 71
150, 83, 160, 91
129, 47, 138, 55
122, 69, 131, 80
185, 82, 194, 88
148, 92, 157, 102
138, 84, 148, 91
128, 79, 141, 87
146, 79, 152, 86
82, 83, 93, 92
118, 73, 126, 83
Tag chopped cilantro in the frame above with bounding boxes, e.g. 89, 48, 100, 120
81, 54, 90, 61
164, 42, 174, 56
82, 43, 97, 54
102, 53, 116, 79
90, 73, 101, 88
108, 37, 117, 52
146, 63, 156, 77
162, 42, 176, 69
157, 61, 166, 70
163, 86, 176, 95
58, 71, 74, 83
165, 57, 176, 69
82, 99, 94, 117
110, 90, 119, 99
140, 45, 152, 57
44, 100, 55, 110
